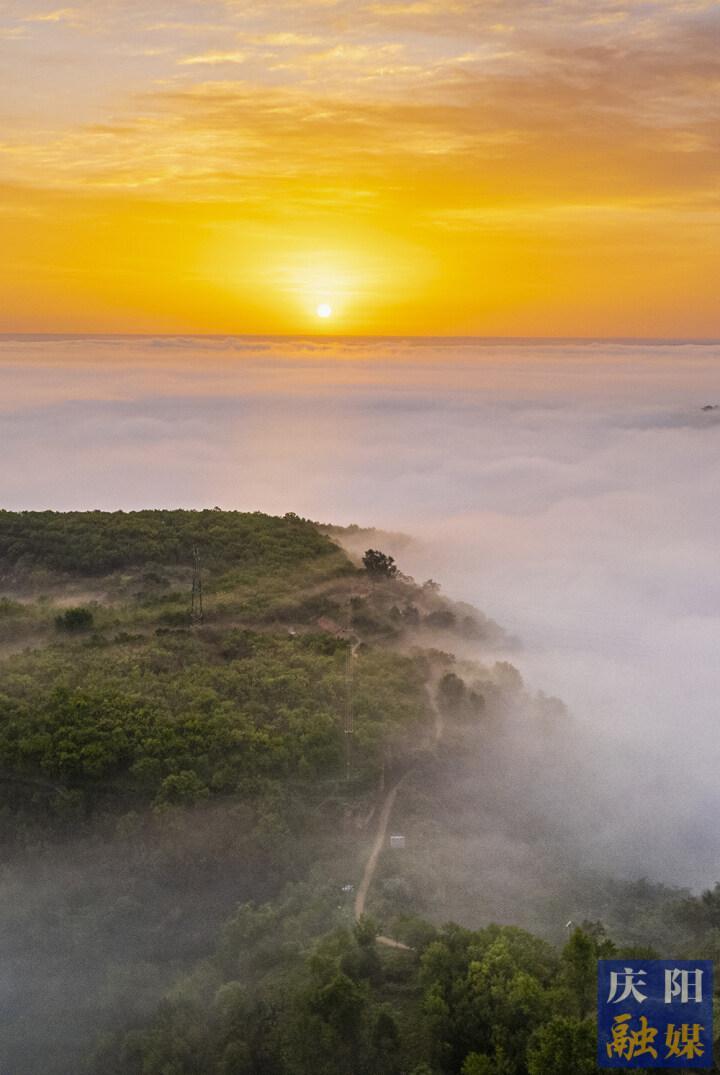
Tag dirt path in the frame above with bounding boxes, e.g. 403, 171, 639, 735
353, 684, 444, 953
376, 934, 412, 950
354, 772, 414, 952
354, 776, 406, 921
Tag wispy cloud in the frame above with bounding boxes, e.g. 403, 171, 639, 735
0, 25, 28, 39
1, 0, 719, 333
22, 7, 80, 22
179, 50, 247, 66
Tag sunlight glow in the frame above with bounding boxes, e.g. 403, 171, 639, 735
4, 0, 716, 338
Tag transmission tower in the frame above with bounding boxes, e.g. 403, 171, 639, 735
191, 544, 204, 624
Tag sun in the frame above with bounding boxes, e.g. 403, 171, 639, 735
316, 303, 332, 319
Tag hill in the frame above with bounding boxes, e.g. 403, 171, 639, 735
0, 510, 715, 1074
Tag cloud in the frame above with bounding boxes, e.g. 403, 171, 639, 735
3, 336, 720, 886
179, 50, 246, 66
2, 0, 718, 211
1, 0, 718, 335
247, 31, 327, 46
22, 7, 80, 22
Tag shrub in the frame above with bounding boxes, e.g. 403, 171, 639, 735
55, 607, 94, 632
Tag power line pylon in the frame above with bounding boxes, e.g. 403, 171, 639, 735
191, 544, 204, 624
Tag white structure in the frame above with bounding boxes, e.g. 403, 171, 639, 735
389, 833, 406, 850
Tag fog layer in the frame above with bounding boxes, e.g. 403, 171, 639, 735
2, 334, 720, 885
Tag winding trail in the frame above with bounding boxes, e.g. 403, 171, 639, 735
353, 684, 444, 951
354, 775, 407, 922
354, 773, 413, 951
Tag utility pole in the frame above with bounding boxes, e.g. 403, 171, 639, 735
191, 544, 204, 624
344, 645, 354, 780
344, 594, 355, 781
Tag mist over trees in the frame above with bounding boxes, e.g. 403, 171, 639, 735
363, 548, 398, 579
0, 510, 717, 1074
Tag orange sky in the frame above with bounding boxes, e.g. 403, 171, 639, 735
1, 0, 719, 336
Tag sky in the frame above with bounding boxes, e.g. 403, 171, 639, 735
3, 334, 720, 884
1, 0, 719, 335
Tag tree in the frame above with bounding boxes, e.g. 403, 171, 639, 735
353, 915, 379, 949
372, 1008, 401, 1074
561, 926, 615, 1018
462, 1054, 494, 1075
55, 606, 94, 632
402, 603, 420, 626
425, 609, 456, 630
437, 672, 465, 711
362, 549, 398, 578
155, 770, 209, 806
527, 1016, 598, 1075
310, 972, 368, 1045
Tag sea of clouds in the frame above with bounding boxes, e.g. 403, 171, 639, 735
2, 333, 720, 886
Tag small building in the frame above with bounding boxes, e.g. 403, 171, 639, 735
389, 833, 406, 850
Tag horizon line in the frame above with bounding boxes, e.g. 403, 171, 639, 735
1, 332, 719, 345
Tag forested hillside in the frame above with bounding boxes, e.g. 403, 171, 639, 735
0, 510, 717, 1074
